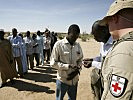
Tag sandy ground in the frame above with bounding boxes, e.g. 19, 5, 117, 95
0, 39, 100, 100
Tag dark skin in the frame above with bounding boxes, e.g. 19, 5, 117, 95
45, 32, 50, 38
82, 58, 93, 68
93, 25, 110, 43
66, 31, 79, 45
83, 22, 111, 68
37, 31, 41, 36
12, 28, 18, 38
0, 31, 5, 40
0, 31, 15, 84
24, 31, 31, 47
32, 34, 37, 40
18, 33, 23, 39
26, 31, 30, 37
0, 31, 14, 65
66, 30, 80, 68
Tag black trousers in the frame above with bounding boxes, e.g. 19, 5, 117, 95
33, 53, 40, 66
43, 49, 51, 62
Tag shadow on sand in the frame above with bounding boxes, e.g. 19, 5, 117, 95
24, 65, 57, 83
33, 66, 57, 74
4, 65, 57, 94
24, 72, 56, 83
6, 80, 55, 94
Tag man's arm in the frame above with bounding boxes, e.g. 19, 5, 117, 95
76, 43, 84, 69
92, 55, 102, 69
50, 42, 69, 70
12, 37, 23, 48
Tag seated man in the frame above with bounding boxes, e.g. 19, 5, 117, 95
83, 20, 113, 100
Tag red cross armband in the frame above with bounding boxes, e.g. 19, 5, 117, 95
110, 74, 128, 98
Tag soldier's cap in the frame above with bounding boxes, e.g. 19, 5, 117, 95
100, 0, 133, 25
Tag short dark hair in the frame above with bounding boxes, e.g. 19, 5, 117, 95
12, 28, 17, 33
37, 30, 41, 35
91, 20, 110, 43
32, 33, 37, 37
18, 33, 23, 38
91, 20, 108, 35
68, 24, 80, 34
0, 31, 4, 35
26, 31, 30, 34
91, 20, 100, 35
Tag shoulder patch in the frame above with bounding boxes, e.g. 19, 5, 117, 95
110, 74, 128, 98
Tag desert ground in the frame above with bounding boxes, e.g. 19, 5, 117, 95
0, 38, 100, 100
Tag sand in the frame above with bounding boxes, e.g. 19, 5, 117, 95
0, 39, 100, 100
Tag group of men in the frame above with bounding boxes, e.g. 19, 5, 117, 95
0, 0, 132, 100
50, 0, 133, 100
0, 28, 57, 87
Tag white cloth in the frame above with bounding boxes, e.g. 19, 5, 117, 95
92, 36, 113, 69
23, 37, 34, 55
43, 36, 51, 50
8, 35, 23, 57
20, 40, 28, 73
33, 38, 40, 54
39, 35, 44, 64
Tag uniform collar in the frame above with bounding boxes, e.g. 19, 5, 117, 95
113, 31, 133, 47
118, 31, 133, 42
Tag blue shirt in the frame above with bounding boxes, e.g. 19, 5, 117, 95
92, 36, 113, 69
8, 35, 23, 57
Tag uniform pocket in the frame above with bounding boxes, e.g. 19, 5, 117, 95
60, 51, 70, 62
63, 51, 69, 55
